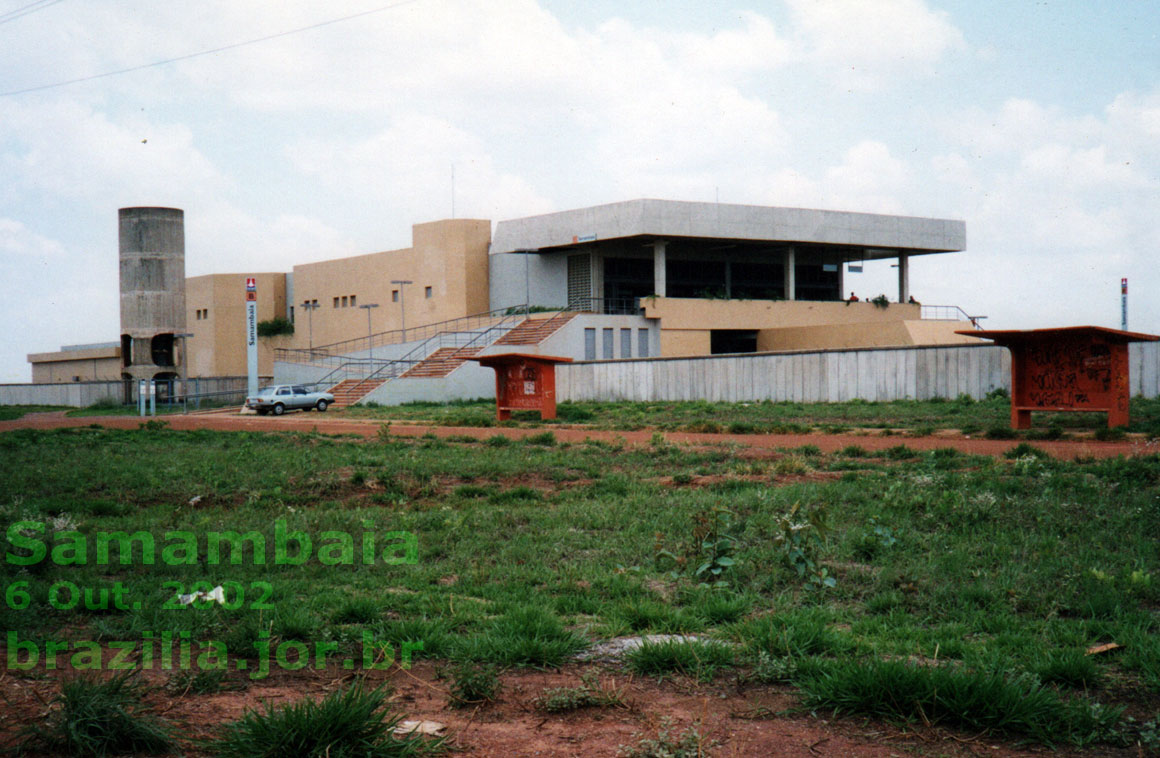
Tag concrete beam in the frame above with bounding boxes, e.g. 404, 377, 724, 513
653, 240, 667, 297
898, 252, 909, 303
784, 247, 796, 301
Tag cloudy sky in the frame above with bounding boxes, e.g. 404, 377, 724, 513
1, 0, 1157, 382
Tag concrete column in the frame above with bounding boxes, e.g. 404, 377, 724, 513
653, 240, 667, 297
784, 246, 796, 301
836, 258, 845, 301
898, 252, 909, 303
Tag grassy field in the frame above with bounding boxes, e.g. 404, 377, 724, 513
347, 395, 1160, 437
0, 405, 68, 421
2, 421, 1158, 750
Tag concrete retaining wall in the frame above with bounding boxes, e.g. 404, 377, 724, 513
0, 376, 264, 407
558, 342, 1160, 403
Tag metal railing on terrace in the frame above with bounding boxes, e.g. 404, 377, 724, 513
310, 310, 531, 398
568, 297, 643, 315
920, 304, 987, 328
274, 306, 527, 365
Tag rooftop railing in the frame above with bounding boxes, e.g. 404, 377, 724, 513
920, 304, 987, 328
274, 306, 527, 365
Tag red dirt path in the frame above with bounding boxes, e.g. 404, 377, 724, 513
0, 409, 1149, 459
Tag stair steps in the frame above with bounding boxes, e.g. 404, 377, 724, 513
400, 346, 484, 379
326, 378, 386, 408
494, 313, 576, 346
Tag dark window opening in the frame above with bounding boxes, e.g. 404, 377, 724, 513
710, 330, 758, 355
151, 334, 175, 366
667, 259, 727, 299
732, 262, 785, 300
794, 262, 840, 301
121, 335, 132, 367
602, 257, 652, 314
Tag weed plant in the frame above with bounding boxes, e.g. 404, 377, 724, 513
533, 672, 625, 712
618, 719, 713, 758
446, 662, 501, 707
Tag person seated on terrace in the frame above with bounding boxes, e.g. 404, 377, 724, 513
908, 295, 921, 305
847, 292, 859, 303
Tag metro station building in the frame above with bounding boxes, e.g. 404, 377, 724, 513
28, 199, 977, 389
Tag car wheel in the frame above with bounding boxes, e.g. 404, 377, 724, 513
316, 399, 329, 412
273, 403, 285, 416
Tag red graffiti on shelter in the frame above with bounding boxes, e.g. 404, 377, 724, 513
962, 326, 1159, 429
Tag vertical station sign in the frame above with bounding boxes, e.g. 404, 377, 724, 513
245, 277, 258, 398
1121, 278, 1128, 332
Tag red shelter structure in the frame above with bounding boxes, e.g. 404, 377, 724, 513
470, 353, 573, 421
961, 326, 1160, 429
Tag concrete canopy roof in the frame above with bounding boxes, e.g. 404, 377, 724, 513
491, 199, 965, 260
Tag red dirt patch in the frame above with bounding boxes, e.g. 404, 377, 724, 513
1, 660, 1127, 758
1, 410, 1146, 460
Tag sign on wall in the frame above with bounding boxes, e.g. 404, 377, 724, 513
246, 277, 258, 398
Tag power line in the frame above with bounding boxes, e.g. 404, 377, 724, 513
0, 0, 423, 97
0, 0, 66, 26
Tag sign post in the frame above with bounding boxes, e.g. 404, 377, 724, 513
1121, 278, 1128, 332
246, 277, 258, 399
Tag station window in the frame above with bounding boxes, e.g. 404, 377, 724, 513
333, 297, 339, 308
342, 296, 348, 307
425, 286, 432, 299
621, 328, 632, 358
350, 295, 356, 307
312, 299, 318, 307
392, 290, 399, 303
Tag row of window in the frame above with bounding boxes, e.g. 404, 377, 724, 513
584, 327, 650, 361
319, 287, 437, 308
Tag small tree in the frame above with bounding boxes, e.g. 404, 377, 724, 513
257, 317, 294, 337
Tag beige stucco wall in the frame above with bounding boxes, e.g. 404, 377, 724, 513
642, 297, 921, 329
186, 273, 287, 377
290, 219, 491, 350
641, 297, 980, 356
660, 330, 711, 357
904, 320, 985, 346
28, 347, 122, 383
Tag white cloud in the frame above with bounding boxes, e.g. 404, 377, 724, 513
288, 113, 555, 231
0, 220, 117, 382
785, 0, 966, 87
0, 99, 220, 205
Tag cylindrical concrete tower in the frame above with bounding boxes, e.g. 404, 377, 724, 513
119, 207, 187, 393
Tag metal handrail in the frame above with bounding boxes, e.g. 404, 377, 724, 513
920, 304, 987, 328
274, 306, 523, 363
340, 312, 529, 398
308, 310, 535, 404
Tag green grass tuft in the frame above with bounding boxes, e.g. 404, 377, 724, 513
800, 658, 1121, 746
208, 684, 439, 757
625, 638, 734, 680
15, 672, 177, 757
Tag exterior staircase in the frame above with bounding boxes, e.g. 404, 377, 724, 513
494, 313, 576, 346
327, 378, 386, 408
400, 346, 484, 378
